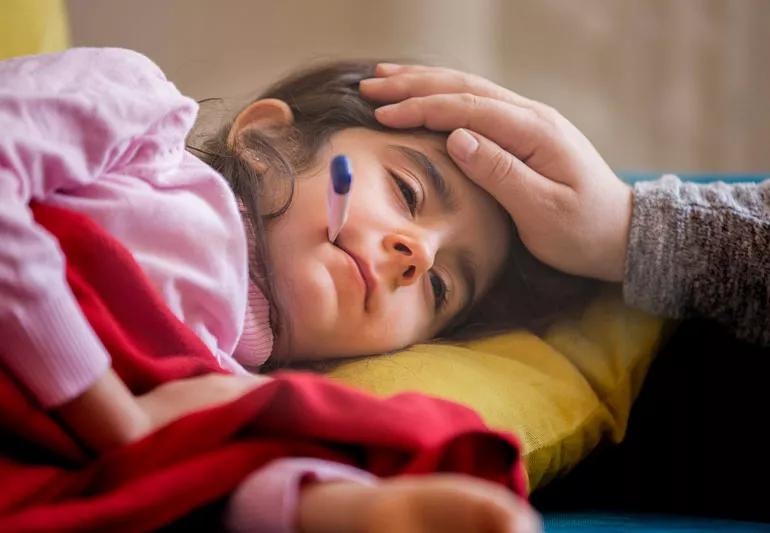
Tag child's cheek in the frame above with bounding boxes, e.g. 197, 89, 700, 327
376, 285, 432, 347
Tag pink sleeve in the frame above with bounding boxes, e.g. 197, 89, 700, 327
225, 458, 379, 533
0, 48, 198, 407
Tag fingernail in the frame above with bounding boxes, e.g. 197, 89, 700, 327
374, 104, 396, 117
377, 62, 400, 74
359, 78, 384, 90
449, 129, 479, 163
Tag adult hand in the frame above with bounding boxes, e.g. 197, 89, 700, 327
361, 64, 633, 282
56, 368, 270, 452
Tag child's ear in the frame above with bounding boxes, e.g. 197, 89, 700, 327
227, 98, 294, 147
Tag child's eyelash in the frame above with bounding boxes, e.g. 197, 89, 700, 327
389, 171, 447, 313
430, 271, 449, 312
390, 172, 418, 216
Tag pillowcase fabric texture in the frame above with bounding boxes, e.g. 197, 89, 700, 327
326, 287, 669, 490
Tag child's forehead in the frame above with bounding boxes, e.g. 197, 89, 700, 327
334, 127, 447, 152
380, 129, 448, 153
332, 128, 491, 202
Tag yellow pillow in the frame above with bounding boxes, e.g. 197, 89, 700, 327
0, 0, 70, 61
325, 287, 670, 491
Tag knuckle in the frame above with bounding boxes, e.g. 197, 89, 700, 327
449, 70, 471, 91
423, 74, 446, 95
488, 151, 515, 185
459, 92, 481, 110
536, 104, 566, 130
393, 74, 412, 91
540, 103, 560, 118
546, 187, 577, 216
521, 105, 541, 125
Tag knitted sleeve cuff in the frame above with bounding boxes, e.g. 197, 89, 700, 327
0, 289, 111, 407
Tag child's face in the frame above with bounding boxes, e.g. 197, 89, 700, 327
267, 128, 511, 360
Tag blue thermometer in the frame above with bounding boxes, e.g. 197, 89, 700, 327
327, 154, 353, 242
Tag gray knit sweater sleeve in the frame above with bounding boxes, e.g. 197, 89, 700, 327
623, 175, 770, 346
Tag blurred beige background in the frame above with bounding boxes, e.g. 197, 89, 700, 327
67, 0, 770, 174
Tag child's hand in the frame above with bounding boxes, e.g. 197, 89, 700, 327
298, 474, 541, 533
362, 64, 633, 283
135, 372, 270, 434
56, 368, 270, 452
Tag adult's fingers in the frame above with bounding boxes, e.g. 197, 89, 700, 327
375, 93, 554, 164
361, 65, 535, 108
446, 128, 566, 221
373, 62, 427, 76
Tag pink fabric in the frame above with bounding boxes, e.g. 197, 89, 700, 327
227, 458, 378, 532
0, 47, 369, 531
0, 47, 263, 405
234, 280, 275, 367
233, 201, 275, 367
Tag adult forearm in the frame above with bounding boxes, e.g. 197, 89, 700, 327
624, 175, 770, 345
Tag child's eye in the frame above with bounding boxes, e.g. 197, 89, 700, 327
390, 172, 418, 216
429, 271, 448, 312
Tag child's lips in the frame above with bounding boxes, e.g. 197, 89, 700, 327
335, 243, 377, 312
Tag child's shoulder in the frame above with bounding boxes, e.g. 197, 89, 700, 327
2, 47, 154, 75
67, 47, 167, 80
1, 47, 197, 139
2, 47, 184, 103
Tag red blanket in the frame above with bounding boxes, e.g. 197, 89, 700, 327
0, 203, 526, 532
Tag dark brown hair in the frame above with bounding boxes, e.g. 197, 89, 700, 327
189, 60, 602, 360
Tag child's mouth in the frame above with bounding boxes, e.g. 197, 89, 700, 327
333, 242, 375, 312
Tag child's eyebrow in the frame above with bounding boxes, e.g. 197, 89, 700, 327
388, 145, 460, 214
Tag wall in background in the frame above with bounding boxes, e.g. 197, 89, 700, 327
68, 0, 770, 173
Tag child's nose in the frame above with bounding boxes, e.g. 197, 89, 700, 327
383, 234, 434, 287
